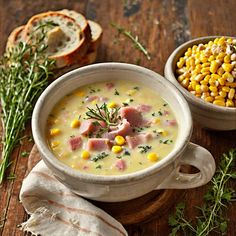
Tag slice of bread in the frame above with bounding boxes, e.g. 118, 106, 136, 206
87, 20, 103, 52
59, 9, 91, 41
23, 11, 90, 68
6, 25, 25, 49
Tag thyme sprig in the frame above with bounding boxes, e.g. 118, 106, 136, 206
0, 22, 55, 183
169, 148, 236, 236
111, 22, 151, 60
86, 103, 121, 129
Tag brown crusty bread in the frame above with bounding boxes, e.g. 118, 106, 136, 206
23, 11, 90, 68
5, 10, 102, 70
6, 25, 25, 49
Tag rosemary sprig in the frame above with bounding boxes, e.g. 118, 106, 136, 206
169, 148, 236, 236
111, 22, 151, 60
0, 22, 55, 183
86, 103, 120, 129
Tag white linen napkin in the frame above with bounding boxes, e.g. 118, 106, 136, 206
19, 160, 128, 236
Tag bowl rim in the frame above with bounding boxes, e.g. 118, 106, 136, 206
32, 62, 192, 184
164, 36, 236, 114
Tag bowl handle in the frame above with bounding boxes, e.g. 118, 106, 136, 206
155, 142, 216, 189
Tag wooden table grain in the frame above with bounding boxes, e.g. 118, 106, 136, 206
0, 0, 236, 235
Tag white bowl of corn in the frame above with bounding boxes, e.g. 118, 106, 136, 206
165, 36, 236, 130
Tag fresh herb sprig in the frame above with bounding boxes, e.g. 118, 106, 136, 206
86, 103, 121, 131
111, 22, 151, 60
0, 22, 55, 183
169, 149, 236, 236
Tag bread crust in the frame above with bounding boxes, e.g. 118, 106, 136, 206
6, 25, 25, 49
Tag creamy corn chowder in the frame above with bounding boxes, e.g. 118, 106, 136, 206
47, 80, 178, 175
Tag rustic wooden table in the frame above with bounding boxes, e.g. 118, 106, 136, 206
0, 0, 236, 235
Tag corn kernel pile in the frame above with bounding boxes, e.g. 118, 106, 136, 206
176, 37, 236, 107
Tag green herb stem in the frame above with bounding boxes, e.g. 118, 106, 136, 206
111, 22, 151, 60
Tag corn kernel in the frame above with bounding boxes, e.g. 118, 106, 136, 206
201, 85, 209, 92
226, 99, 234, 107
218, 37, 225, 46
70, 119, 81, 128
107, 102, 117, 108
194, 74, 204, 82
195, 84, 201, 93
50, 128, 60, 136
115, 136, 126, 145
228, 88, 235, 100
181, 79, 189, 88
205, 96, 214, 102
71, 164, 76, 169
201, 67, 210, 73
112, 145, 123, 153
209, 86, 217, 92
75, 91, 85, 97
147, 153, 159, 162
210, 91, 218, 97
177, 75, 185, 82
153, 118, 161, 124
211, 74, 221, 80
219, 91, 227, 97
222, 63, 234, 72
81, 150, 90, 160
208, 55, 215, 62
224, 55, 231, 63
210, 61, 220, 73
213, 100, 225, 106
177, 57, 185, 68
218, 78, 226, 86
202, 62, 211, 67
51, 141, 60, 148
217, 67, 224, 76
222, 86, 230, 92
215, 96, 225, 100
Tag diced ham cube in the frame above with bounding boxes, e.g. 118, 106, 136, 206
166, 119, 177, 126
120, 106, 144, 127
79, 120, 95, 135
137, 104, 152, 113
105, 82, 114, 89
69, 136, 82, 151
126, 133, 152, 149
115, 159, 126, 171
87, 138, 111, 151
103, 119, 132, 140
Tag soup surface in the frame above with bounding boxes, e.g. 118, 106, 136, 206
47, 80, 178, 175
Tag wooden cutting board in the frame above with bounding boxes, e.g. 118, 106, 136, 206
27, 145, 186, 225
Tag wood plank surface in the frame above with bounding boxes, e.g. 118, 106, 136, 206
0, 0, 236, 235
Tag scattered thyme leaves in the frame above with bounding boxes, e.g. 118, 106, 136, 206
133, 86, 140, 90
138, 145, 152, 153
111, 23, 151, 60
7, 173, 16, 180
114, 89, 120, 95
96, 165, 102, 169
91, 152, 109, 162
124, 150, 131, 156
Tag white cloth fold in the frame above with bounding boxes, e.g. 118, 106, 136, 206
19, 160, 128, 236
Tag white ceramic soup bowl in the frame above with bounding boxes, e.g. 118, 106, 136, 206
32, 63, 216, 202
164, 36, 236, 130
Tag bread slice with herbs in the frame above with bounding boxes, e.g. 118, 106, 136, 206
6, 25, 25, 49
59, 9, 91, 41
23, 11, 90, 68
